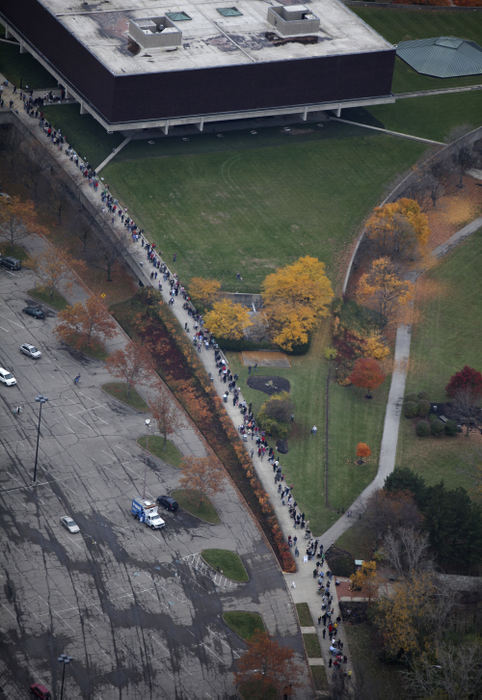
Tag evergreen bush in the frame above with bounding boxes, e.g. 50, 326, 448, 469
416, 420, 430, 437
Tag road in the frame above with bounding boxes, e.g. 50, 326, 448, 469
0, 263, 308, 698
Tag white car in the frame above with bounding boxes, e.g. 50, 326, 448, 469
0, 367, 17, 386
20, 343, 42, 359
60, 516, 80, 534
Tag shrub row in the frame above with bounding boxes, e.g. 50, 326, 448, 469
112, 290, 297, 573
404, 393, 458, 438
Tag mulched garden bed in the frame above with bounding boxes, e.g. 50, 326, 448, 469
247, 375, 291, 395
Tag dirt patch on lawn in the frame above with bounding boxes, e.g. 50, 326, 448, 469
247, 375, 291, 395
242, 350, 291, 368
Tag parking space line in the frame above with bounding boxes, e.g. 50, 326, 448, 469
0, 602, 18, 621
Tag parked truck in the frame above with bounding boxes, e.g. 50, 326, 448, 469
131, 498, 166, 529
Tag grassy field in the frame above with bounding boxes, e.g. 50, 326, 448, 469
345, 91, 482, 143
172, 489, 220, 523
104, 124, 425, 292
227, 322, 388, 533
352, 6, 482, 93
42, 104, 124, 167
396, 229, 482, 498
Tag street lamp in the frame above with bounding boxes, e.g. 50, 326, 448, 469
58, 653, 72, 700
143, 418, 151, 499
33, 395, 48, 484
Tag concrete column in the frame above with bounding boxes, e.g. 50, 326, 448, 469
197, 118, 204, 132
19, 43, 25, 54
301, 107, 308, 122
336, 106, 341, 117
80, 102, 86, 115
5, 27, 11, 39
163, 122, 169, 135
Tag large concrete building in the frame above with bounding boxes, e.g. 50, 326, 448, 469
0, 0, 396, 133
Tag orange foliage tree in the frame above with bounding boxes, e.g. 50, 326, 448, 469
189, 277, 221, 309
262, 255, 334, 351
235, 630, 302, 697
31, 249, 86, 299
105, 340, 154, 397
357, 256, 413, 322
349, 357, 386, 398
365, 197, 429, 262
179, 456, 225, 506
204, 298, 252, 340
356, 442, 371, 463
0, 195, 48, 246
148, 383, 182, 445
55, 294, 117, 350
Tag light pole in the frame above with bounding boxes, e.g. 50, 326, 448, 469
143, 418, 151, 499
33, 395, 48, 484
58, 653, 72, 700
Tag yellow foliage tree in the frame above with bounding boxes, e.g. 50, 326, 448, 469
363, 331, 390, 361
350, 560, 377, 601
262, 255, 334, 351
365, 197, 429, 261
189, 277, 221, 309
204, 298, 252, 340
357, 257, 413, 322
375, 573, 438, 660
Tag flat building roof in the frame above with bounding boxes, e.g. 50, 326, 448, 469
40, 0, 392, 75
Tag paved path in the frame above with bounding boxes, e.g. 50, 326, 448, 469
330, 116, 444, 145
8, 81, 479, 692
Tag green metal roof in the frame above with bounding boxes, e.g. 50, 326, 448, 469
396, 37, 482, 78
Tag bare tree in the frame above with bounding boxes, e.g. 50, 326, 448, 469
148, 383, 181, 446
403, 642, 482, 700
381, 527, 432, 578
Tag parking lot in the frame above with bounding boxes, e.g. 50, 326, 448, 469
0, 263, 306, 698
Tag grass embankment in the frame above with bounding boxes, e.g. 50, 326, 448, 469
104, 124, 425, 291
201, 549, 249, 581
0, 40, 57, 88
172, 489, 220, 524
396, 229, 482, 498
42, 104, 124, 167
303, 633, 322, 658
137, 435, 183, 468
223, 611, 264, 641
353, 6, 482, 93
102, 381, 149, 412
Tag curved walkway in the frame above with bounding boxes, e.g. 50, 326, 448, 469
4, 79, 479, 693
322, 215, 482, 550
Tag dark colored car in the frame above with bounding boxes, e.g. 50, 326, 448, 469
157, 495, 179, 512
30, 683, 51, 699
0, 256, 22, 270
23, 306, 46, 319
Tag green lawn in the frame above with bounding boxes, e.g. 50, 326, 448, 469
42, 104, 123, 167
335, 521, 376, 562
228, 324, 388, 533
223, 611, 264, 641
311, 665, 328, 692
344, 623, 407, 700
28, 286, 68, 311
0, 40, 56, 88
104, 123, 425, 292
303, 633, 322, 658
344, 91, 482, 143
101, 382, 149, 412
201, 549, 249, 582
352, 6, 482, 93
137, 435, 183, 468
296, 602, 314, 627
396, 229, 482, 499
172, 489, 220, 524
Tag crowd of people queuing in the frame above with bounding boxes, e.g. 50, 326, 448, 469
4, 79, 352, 681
